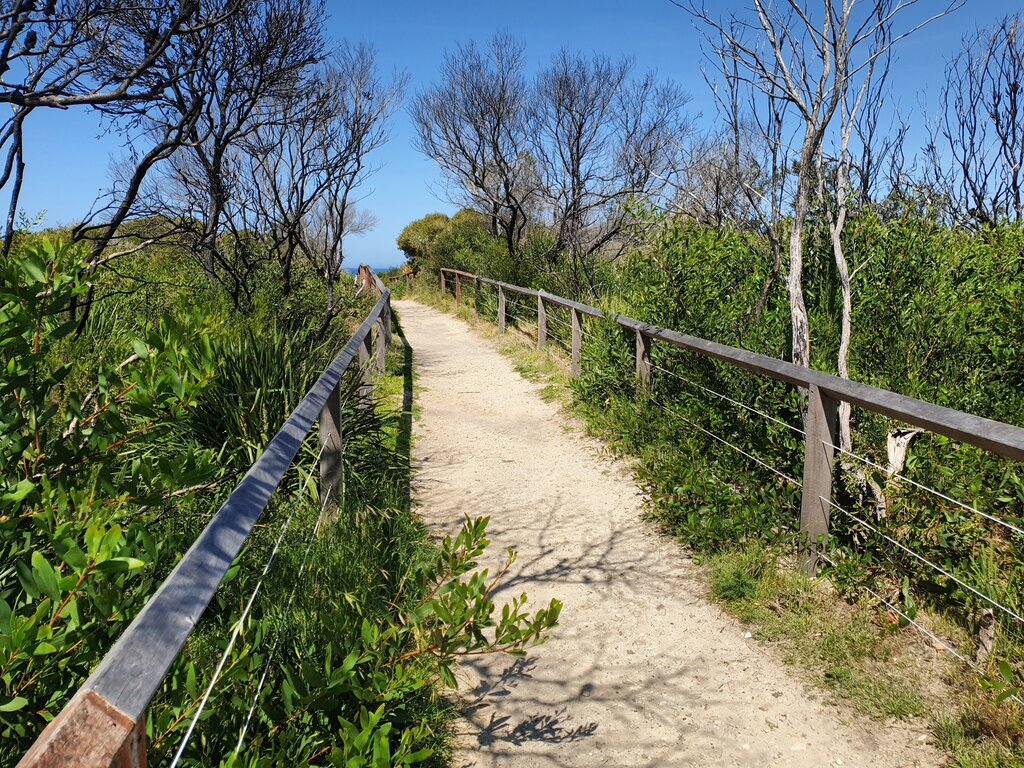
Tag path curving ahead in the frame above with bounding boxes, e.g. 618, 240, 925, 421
396, 299, 940, 768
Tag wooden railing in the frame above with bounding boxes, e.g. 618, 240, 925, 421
439, 267, 1024, 574
18, 267, 392, 768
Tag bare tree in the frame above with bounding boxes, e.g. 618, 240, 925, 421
850, 46, 909, 207
245, 81, 336, 302
412, 33, 536, 259
930, 14, 1024, 226
144, 0, 326, 307
291, 44, 406, 333
0, 1, 237, 257
531, 51, 689, 295
696, 32, 793, 330
815, 18, 891, 456
687, 0, 959, 371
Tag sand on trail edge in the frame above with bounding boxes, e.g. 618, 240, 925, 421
395, 298, 942, 768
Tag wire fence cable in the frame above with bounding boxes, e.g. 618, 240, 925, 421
169, 442, 328, 768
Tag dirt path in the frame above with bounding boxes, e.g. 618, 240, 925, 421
396, 299, 941, 768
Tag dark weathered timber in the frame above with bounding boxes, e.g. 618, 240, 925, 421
441, 268, 477, 279
800, 386, 837, 574
498, 286, 506, 333
476, 275, 542, 298
357, 264, 375, 296
537, 296, 547, 349
369, 270, 387, 297
359, 324, 374, 407
455, 274, 462, 305
21, 269, 392, 768
319, 382, 343, 522
570, 308, 582, 377
538, 290, 605, 317
438, 268, 1024, 463
375, 317, 387, 374
81, 291, 388, 723
633, 322, 1024, 461
366, 273, 391, 345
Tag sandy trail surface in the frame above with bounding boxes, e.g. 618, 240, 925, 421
395, 299, 941, 768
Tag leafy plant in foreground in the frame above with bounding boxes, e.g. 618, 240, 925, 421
0, 240, 219, 753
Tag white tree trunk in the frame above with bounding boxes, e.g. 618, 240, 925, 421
830, 183, 853, 454
788, 166, 813, 370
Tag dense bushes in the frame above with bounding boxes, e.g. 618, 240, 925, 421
0, 240, 222, 750
572, 222, 804, 549
398, 210, 524, 287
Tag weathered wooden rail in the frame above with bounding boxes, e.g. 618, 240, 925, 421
439, 267, 1024, 572
18, 266, 392, 768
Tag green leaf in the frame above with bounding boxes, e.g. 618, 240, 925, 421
21, 255, 46, 283
34, 641, 58, 656
31, 551, 61, 602
49, 319, 80, 341
2, 479, 35, 504
0, 696, 28, 712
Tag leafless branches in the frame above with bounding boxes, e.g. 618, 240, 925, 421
413, 34, 689, 297
532, 52, 689, 294
928, 14, 1024, 226
412, 33, 535, 261
686, 0, 960, 370
0, 1, 238, 257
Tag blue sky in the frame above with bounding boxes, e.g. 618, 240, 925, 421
16, 0, 1020, 270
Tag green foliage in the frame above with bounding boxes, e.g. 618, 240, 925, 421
413, 202, 1024, 756
572, 219, 803, 552
150, 407, 561, 766
397, 210, 538, 290
568, 214, 1024, 649
189, 325, 332, 466
710, 545, 774, 601
1, 240, 220, 746
396, 213, 451, 274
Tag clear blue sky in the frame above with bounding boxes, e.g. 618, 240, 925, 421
16, 0, 1019, 270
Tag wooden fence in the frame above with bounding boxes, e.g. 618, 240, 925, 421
439, 267, 1024, 574
17, 266, 392, 768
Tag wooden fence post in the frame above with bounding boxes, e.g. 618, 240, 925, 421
319, 381, 342, 523
571, 309, 582, 377
537, 295, 547, 349
474, 277, 481, 312
440, 270, 446, 294
455, 274, 463, 305
359, 330, 373, 407
375, 317, 387, 374
498, 286, 506, 332
635, 330, 651, 386
382, 296, 392, 346
16, 690, 146, 768
800, 384, 838, 574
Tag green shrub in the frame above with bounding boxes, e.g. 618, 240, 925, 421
0, 240, 220, 750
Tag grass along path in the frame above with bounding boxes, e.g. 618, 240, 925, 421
396, 297, 941, 768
